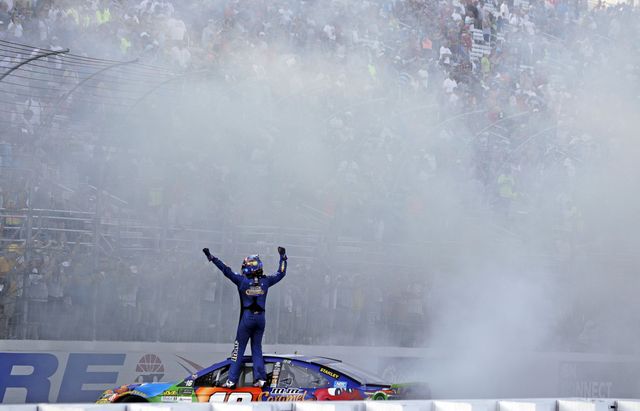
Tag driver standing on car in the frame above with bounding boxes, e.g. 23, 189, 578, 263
202, 246, 288, 389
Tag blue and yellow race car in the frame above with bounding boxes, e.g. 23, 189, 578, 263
97, 354, 428, 403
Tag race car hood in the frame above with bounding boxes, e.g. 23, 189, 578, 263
129, 382, 176, 398
99, 381, 177, 402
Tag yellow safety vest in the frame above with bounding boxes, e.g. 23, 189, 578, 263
481, 56, 491, 73
368, 64, 377, 79
96, 8, 111, 25
120, 37, 132, 54
66, 8, 79, 25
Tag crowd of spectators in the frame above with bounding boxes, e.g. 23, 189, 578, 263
0, 0, 639, 352
0, 240, 430, 347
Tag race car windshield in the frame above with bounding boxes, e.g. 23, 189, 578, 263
326, 362, 388, 386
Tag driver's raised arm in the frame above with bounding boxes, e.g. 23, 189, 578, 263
203, 248, 243, 286
266, 247, 287, 287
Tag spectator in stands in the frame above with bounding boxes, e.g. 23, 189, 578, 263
42, 256, 66, 340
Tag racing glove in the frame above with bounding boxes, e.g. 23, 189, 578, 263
278, 246, 287, 260
202, 248, 214, 262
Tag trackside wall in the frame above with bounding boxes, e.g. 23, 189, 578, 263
3, 341, 640, 403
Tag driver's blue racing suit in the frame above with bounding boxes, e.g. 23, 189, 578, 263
210, 256, 287, 385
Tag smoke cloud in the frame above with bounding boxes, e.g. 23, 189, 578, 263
1, 0, 639, 399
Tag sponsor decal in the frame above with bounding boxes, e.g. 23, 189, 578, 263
334, 381, 347, 389
316, 387, 364, 401
245, 286, 265, 296
230, 341, 239, 362
131, 390, 148, 398
259, 388, 307, 401
162, 390, 177, 396
320, 368, 340, 379
271, 388, 304, 395
162, 394, 193, 403
270, 362, 281, 388
178, 388, 193, 395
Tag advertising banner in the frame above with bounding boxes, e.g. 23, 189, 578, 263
2, 341, 640, 403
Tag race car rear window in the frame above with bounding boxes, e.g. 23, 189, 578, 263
277, 363, 330, 389
326, 362, 387, 385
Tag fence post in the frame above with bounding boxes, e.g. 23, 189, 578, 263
19, 181, 34, 339
91, 189, 103, 340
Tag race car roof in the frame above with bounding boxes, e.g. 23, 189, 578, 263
263, 354, 342, 365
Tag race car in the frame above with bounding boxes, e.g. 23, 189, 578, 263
96, 354, 429, 403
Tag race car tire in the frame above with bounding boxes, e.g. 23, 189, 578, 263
370, 392, 388, 400
119, 396, 148, 403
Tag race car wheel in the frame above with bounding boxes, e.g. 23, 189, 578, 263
119, 395, 148, 403
370, 392, 388, 401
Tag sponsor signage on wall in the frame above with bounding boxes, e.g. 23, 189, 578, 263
0, 341, 230, 403
2, 341, 640, 403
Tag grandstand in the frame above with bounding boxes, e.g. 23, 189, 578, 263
0, 0, 638, 357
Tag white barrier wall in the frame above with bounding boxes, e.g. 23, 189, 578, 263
618, 402, 640, 411
0, 399, 636, 411
4, 341, 640, 403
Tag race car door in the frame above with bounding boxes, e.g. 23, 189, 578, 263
273, 361, 331, 400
